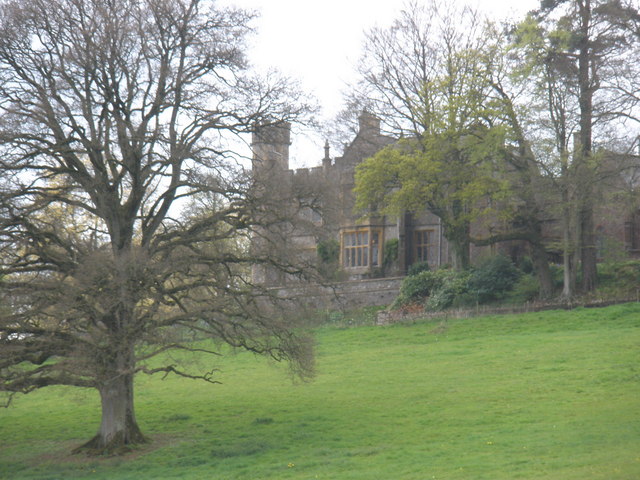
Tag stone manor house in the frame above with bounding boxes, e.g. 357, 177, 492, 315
251, 112, 640, 287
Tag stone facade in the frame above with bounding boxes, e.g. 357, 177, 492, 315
251, 112, 456, 285
251, 113, 640, 288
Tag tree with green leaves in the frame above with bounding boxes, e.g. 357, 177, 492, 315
515, 0, 640, 293
350, 2, 511, 270
354, 131, 510, 270
0, 0, 314, 455
465, 13, 582, 298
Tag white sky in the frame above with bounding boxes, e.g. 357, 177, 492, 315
225, 0, 540, 167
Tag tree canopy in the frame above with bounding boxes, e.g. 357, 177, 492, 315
0, 0, 314, 454
351, 0, 640, 285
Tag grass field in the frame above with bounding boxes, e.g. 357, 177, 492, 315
1, 303, 639, 479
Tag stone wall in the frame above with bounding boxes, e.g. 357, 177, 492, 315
270, 277, 403, 310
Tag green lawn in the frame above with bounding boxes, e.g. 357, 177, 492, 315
1, 303, 639, 479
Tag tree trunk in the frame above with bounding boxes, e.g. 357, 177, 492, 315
451, 238, 470, 270
74, 348, 146, 455
562, 250, 575, 300
580, 204, 598, 291
530, 241, 553, 298
577, 0, 597, 292
445, 212, 471, 270
561, 184, 576, 301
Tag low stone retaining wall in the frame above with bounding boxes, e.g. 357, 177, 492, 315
270, 277, 403, 310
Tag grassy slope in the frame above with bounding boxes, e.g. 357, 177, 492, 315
1, 303, 639, 480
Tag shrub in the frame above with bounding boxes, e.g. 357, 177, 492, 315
467, 255, 520, 303
407, 261, 430, 276
596, 260, 640, 297
393, 270, 439, 307
425, 269, 471, 311
504, 274, 540, 303
383, 238, 399, 268
517, 256, 534, 274
316, 238, 342, 280
392, 255, 535, 313
549, 264, 564, 289
451, 292, 480, 309
317, 239, 339, 264
393, 268, 470, 310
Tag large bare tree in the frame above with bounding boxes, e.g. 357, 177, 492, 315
0, 0, 315, 454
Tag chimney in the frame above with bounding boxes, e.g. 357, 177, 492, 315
358, 111, 381, 137
323, 140, 331, 170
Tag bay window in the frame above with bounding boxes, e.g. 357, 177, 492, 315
341, 228, 382, 269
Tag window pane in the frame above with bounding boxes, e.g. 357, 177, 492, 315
342, 229, 382, 269
415, 230, 434, 263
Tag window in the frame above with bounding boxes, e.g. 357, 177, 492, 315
414, 229, 434, 263
371, 230, 380, 267
343, 230, 368, 267
342, 228, 382, 268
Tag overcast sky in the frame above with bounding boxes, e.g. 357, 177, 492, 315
224, 0, 540, 167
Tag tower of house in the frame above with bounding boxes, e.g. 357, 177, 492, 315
251, 122, 291, 173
